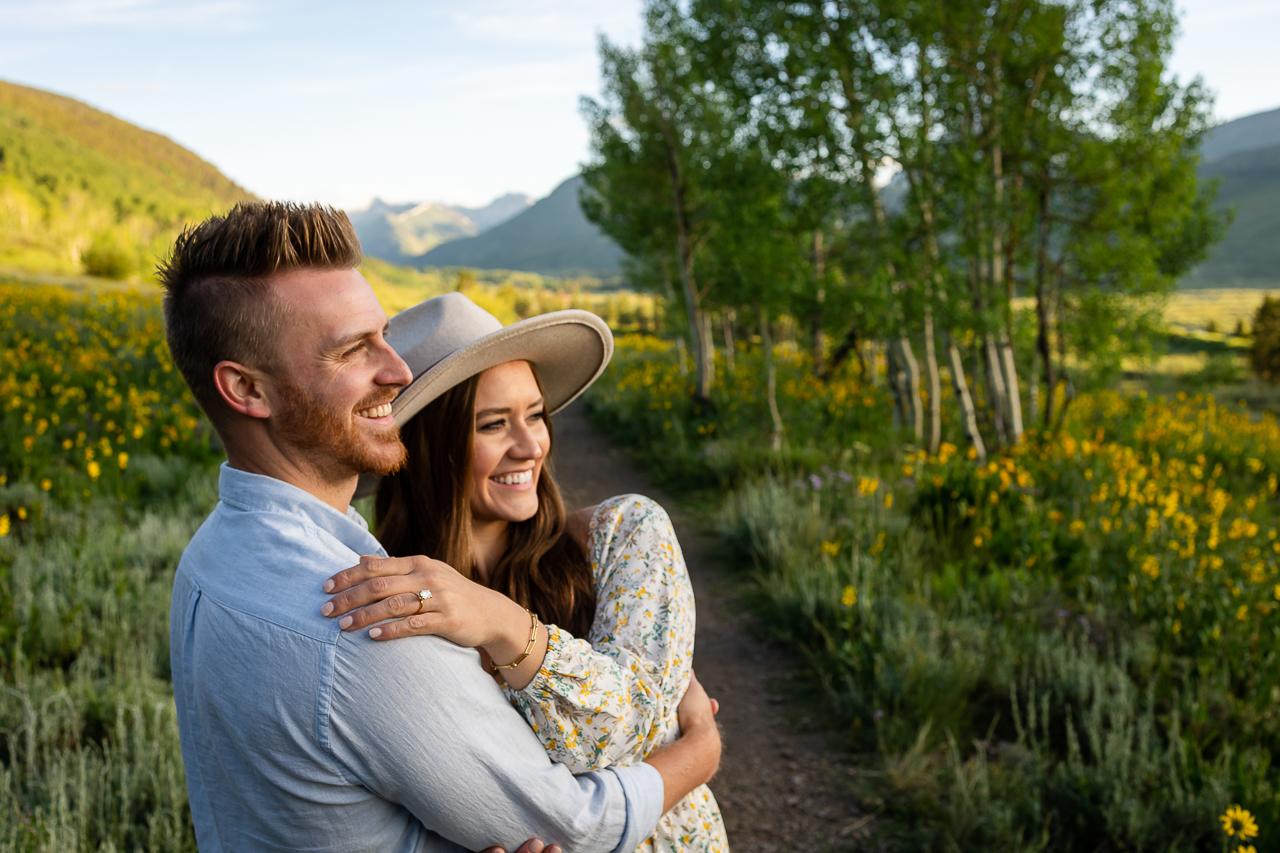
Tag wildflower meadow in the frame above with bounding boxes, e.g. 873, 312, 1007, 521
587, 335, 1280, 852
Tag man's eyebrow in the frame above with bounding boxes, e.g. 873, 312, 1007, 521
326, 323, 390, 352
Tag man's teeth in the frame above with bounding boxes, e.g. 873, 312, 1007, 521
491, 470, 533, 486
357, 402, 393, 419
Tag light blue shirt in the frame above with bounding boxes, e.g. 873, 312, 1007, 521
170, 464, 663, 853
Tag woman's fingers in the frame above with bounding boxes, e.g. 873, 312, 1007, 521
322, 571, 421, 618
323, 554, 415, 594
367, 611, 444, 641
334, 592, 436, 631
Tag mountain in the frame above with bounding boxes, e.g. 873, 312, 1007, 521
1191, 106, 1280, 285
0, 79, 253, 278
1202, 106, 1280, 162
1194, 141, 1280, 283
417, 176, 624, 277
348, 192, 533, 267
456, 193, 534, 232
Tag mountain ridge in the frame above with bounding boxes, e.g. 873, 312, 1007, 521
0, 79, 253, 277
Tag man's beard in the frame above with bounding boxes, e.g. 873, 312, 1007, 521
274, 379, 408, 483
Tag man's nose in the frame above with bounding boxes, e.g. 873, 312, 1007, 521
375, 339, 413, 387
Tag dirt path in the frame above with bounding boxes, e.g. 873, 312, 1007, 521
552, 402, 869, 852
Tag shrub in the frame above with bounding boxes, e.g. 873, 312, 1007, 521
1250, 295, 1280, 382
81, 233, 133, 280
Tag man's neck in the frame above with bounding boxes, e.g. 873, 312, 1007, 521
225, 446, 357, 515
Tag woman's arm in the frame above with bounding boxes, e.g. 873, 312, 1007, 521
321, 554, 550, 690
323, 496, 700, 773
507, 495, 695, 772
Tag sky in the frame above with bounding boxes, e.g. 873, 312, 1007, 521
0, 0, 1275, 211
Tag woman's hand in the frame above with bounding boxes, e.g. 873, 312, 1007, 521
321, 555, 550, 690
322, 555, 512, 648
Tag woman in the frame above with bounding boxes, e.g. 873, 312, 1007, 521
323, 293, 729, 853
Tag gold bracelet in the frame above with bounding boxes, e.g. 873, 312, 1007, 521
491, 609, 539, 671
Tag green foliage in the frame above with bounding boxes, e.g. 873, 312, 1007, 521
1252, 296, 1280, 382
590, 339, 1280, 850
0, 80, 252, 279
80, 232, 133, 280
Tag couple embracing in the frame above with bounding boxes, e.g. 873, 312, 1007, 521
163, 202, 729, 853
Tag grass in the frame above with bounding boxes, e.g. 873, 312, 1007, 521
585, 334, 1280, 852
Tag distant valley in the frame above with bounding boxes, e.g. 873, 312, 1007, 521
1192, 105, 1280, 286
349, 176, 624, 279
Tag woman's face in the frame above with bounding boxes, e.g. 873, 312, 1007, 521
469, 360, 550, 526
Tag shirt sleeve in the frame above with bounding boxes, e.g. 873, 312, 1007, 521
510, 495, 696, 773
327, 630, 663, 853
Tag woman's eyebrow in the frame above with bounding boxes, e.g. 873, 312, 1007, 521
475, 398, 544, 420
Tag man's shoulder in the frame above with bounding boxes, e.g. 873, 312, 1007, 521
176, 500, 364, 644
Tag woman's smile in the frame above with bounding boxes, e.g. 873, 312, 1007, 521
491, 468, 535, 487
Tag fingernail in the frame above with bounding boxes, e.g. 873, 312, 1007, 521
321, 602, 333, 616
369, 627, 382, 639
530, 842, 544, 853
323, 579, 334, 592
339, 615, 353, 629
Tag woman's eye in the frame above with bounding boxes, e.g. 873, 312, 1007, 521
529, 410, 546, 422
479, 419, 505, 432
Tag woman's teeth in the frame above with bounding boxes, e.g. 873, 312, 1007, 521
357, 402, 393, 419
491, 470, 533, 486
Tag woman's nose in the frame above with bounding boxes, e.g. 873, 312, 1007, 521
509, 424, 545, 459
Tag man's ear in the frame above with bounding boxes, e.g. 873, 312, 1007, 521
213, 361, 273, 419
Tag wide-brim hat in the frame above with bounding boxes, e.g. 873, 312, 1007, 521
354, 291, 613, 498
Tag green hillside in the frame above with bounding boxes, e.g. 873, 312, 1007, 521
418, 176, 624, 277
1193, 142, 1280, 284
0, 80, 253, 278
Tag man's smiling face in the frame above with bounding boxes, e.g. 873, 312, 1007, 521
266, 267, 412, 482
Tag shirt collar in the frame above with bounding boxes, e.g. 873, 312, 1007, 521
216, 462, 385, 557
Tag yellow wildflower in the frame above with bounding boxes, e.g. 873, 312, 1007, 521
0, 514, 8, 537
87, 461, 101, 480
1220, 805, 1259, 840
841, 585, 857, 607
118, 451, 129, 470
821, 540, 839, 556
884, 493, 893, 510
40, 479, 51, 491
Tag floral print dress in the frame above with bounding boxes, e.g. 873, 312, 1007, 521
508, 494, 729, 853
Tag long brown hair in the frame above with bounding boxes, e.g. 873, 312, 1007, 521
375, 367, 596, 637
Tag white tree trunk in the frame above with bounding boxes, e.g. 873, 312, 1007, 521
947, 333, 987, 463
984, 333, 1009, 446
1000, 336, 1024, 442
900, 335, 924, 443
759, 306, 783, 451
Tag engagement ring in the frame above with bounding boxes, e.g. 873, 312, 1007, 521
416, 589, 433, 613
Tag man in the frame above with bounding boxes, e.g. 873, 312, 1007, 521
161, 202, 720, 852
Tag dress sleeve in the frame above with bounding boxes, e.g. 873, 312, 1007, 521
510, 495, 696, 774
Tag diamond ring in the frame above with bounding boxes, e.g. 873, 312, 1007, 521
416, 589, 433, 613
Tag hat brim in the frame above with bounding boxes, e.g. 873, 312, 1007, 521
353, 309, 613, 500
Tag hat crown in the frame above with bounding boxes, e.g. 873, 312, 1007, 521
387, 291, 503, 379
